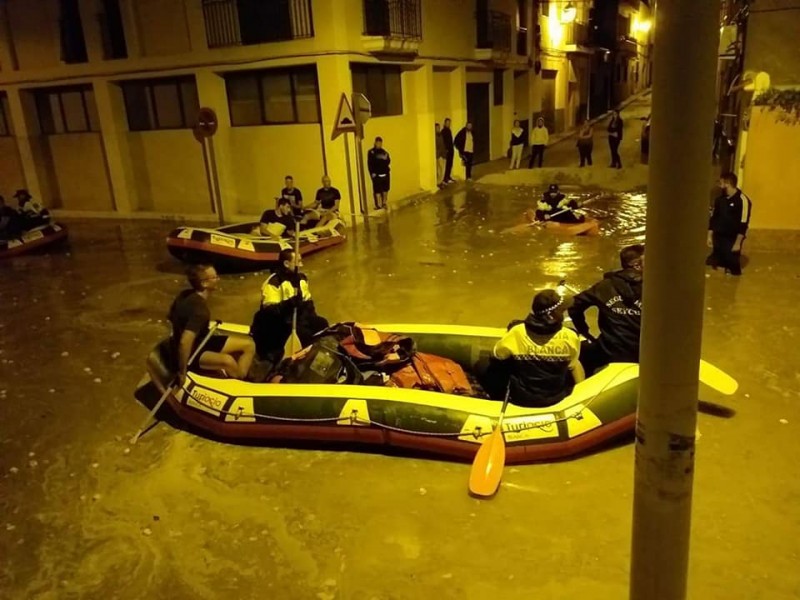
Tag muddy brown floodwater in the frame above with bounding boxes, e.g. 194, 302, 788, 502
1, 185, 799, 600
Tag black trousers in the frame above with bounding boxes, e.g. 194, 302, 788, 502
578, 144, 593, 166
579, 339, 638, 377
529, 144, 545, 168
443, 150, 454, 181
609, 137, 622, 168
706, 233, 743, 275
462, 152, 474, 179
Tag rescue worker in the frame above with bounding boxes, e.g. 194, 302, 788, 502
706, 172, 752, 276
258, 198, 296, 237
250, 248, 329, 363
367, 137, 391, 210
168, 263, 256, 385
493, 289, 585, 407
534, 184, 585, 223
568, 244, 644, 376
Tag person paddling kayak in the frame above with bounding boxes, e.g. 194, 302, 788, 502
530, 184, 585, 224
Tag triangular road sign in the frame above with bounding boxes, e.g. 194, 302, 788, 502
332, 93, 357, 140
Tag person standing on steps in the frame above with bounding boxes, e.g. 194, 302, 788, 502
607, 109, 624, 169
367, 137, 391, 210
509, 119, 525, 170
576, 121, 594, 167
454, 122, 475, 182
441, 118, 456, 184
706, 172, 752, 276
528, 117, 549, 168
435, 123, 448, 187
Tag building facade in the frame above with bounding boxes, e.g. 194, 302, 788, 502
0, 0, 650, 219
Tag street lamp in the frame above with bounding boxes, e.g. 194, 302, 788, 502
561, 2, 577, 24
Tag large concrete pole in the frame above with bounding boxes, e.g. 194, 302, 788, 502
629, 0, 721, 599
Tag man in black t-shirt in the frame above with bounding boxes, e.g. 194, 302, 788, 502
278, 175, 304, 217
0, 195, 21, 239
168, 264, 255, 384
312, 175, 341, 226
259, 198, 296, 237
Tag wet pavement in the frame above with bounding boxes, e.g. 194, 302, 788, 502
2, 184, 800, 600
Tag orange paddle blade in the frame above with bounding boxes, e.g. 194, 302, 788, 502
468, 426, 507, 497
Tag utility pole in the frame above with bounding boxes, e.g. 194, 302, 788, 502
629, 0, 721, 599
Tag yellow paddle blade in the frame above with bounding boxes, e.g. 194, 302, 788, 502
699, 360, 738, 396
468, 427, 507, 498
284, 331, 302, 358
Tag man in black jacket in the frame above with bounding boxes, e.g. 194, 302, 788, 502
250, 249, 329, 362
567, 244, 644, 375
454, 122, 475, 181
607, 110, 623, 169
706, 172, 752, 276
441, 118, 455, 184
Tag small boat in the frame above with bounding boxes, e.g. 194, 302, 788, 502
135, 323, 736, 463
0, 222, 68, 259
166, 220, 345, 270
503, 209, 600, 236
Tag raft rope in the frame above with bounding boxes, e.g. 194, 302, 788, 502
180, 365, 639, 440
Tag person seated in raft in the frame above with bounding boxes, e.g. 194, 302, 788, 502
258, 198, 297, 238
13, 189, 50, 229
0, 195, 23, 239
277, 175, 304, 217
532, 184, 585, 224
250, 248, 330, 363
568, 243, 644, 376
310, 175, 342, 227
493, 289, 585, 407
168, 263, 256, 385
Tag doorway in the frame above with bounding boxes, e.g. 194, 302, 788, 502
466, 83, 490, 164
540, 69, 557, 132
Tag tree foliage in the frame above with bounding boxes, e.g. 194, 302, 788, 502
753, 89, 800, 124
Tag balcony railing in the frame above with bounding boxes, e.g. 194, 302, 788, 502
363, 0, 422, 39
202, 0, 314, 49
564, 21, 590, 47
476, 10, 512, 53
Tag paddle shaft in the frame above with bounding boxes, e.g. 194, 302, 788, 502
131, 321, 219, 444
534, 194, 601, 224
286, 218, 302, 356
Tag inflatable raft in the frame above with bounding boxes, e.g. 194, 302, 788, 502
166, 220, 345, 270
135, 323, 737, 463
0, 222, 68, 259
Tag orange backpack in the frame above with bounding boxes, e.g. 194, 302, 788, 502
389, 352, 473, 395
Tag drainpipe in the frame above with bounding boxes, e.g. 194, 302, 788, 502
629, 0, 720, 599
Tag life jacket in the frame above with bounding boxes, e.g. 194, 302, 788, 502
389, 353, 473, 395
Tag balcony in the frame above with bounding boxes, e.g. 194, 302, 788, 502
362, 0, 422, 56
475, 10, 512, 62
617, 34, 638, 55
202, 0, 314, 49
564, 21, 592, 53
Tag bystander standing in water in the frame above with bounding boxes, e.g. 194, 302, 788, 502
707, 172, 752, 276
368, 137, 391, 210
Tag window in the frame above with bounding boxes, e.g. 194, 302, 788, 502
202, 0, 314, 49
350, 64, 402, 117
493, 69, 504, 106
121, 77, 199, 131
540, 0, 550, 16
59, 0, 88, 64
99, 0, 128, 60
34, 86, 99, 134
0, 93, 11, 136
224, 66, 321, 126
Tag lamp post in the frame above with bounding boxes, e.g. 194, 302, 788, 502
629, 0, 721, 599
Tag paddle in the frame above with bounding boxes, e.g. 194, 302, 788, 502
283, 218, 302, 358
131, 321, 220, 444
469, 385, 512, 498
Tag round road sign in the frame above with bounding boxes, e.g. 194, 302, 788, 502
195, 107, 218, 138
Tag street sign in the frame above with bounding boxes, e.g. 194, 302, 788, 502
195, 107, 219, 139
332, 94, 357, 140
352, 93, 372, 127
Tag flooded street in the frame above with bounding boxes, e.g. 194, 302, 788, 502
1, 186, 799, 600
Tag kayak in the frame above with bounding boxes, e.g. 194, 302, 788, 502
543, 219, 600, 236
135, 322, 737, 463
166, 220, 345, 270
0, 222, 68, 259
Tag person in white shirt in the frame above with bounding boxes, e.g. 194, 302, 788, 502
454, 122, 475, 181
528, 117, 550, 168
509, 119, 525, 170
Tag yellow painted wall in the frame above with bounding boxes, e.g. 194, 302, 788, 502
225, 124, 325, 215
47, 134, 114, 211
418, 0, 477, 58
127, 130, 207, 214
432, 69, 453, 125
0, 137, 25, 194
136, 0, 192, 57
6, 0, 61, 71
743, 107, 800, 230
362, 115, 420, 202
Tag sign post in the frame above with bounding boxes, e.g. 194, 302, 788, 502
352, 94, 372, 217
194, 107, 224, 226
331, 94, 358, 218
